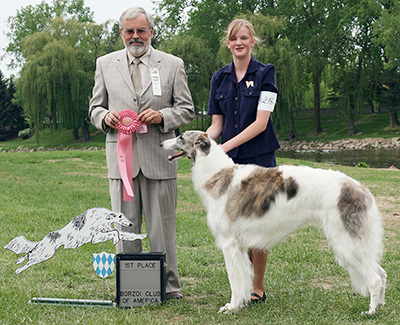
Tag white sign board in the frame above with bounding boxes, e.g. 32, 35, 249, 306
116, 253, 166, 307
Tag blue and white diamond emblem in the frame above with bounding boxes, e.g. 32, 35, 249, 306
92, 251, 115, 278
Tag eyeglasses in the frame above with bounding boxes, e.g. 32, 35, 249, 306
123, 28, 150, 37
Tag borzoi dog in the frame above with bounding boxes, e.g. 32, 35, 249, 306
161, 131, 386, 315
4, 207, 146, 274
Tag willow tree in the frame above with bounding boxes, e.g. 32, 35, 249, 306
19, 17, 107, 143
6, 0, 93, 69
20, 34, 77, 143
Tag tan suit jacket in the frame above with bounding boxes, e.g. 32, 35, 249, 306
89, 47, 195, 179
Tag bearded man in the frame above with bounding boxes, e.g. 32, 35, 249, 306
89, 7, 195, 299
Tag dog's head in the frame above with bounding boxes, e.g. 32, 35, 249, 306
106, 211, 133, 227
160, 131, 211, 162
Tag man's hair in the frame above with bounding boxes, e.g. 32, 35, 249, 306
119, 7, 154, 29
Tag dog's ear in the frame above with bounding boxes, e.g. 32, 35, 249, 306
106, 212, 116, 220
195, 133, 210, 149
191, 133, 211, 161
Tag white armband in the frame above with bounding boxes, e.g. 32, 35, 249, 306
257, 91, 277, 112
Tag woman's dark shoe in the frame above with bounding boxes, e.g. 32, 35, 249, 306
250, 291, 266, 304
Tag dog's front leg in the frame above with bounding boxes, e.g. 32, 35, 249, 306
119, 231, 147, 241
218, 241, 253, 313
92, 229, 120, 245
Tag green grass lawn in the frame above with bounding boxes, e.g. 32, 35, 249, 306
282, 112, 400, 141
0, 150, 399, 324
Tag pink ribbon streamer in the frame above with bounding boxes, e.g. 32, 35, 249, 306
116, 110, 140, 201
117, 132, 134, 201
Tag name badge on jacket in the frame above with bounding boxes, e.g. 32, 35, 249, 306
150, 67, 162, 96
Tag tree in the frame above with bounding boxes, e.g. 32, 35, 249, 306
0, 71, 12, 140
156, 0, 269, 53
0, 72, 26, 140
375, 69, 400, 129
328, 0, 383, 135
373, 0, 400, 128
268, 0, 345, 135
7, 0, 114, 143
19, 17, 109, 143
160, 35, 219, 113
6, 0, 93, 70
102, 22, 124, 54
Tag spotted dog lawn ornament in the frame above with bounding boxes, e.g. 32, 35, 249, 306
4, 207, 146, 274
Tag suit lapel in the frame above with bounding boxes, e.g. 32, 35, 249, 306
116, 50, 136, 96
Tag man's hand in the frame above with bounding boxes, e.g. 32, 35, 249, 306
104, 111, 121, 129
138, 109, 163, 125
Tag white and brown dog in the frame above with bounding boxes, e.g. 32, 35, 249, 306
161, 131, 386, 315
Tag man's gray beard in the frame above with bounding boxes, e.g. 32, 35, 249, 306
126, 40, 150, 57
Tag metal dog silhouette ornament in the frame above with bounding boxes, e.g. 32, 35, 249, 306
4, 207, 146, 274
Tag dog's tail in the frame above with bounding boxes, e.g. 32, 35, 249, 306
3, 235, 38, 254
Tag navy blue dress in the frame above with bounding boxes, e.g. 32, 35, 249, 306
208, 57, 280, 167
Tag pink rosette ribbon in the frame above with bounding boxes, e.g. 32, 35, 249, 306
116, 110, 140, 201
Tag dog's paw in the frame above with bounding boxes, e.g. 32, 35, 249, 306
361, 308, 376, 316
218, 303, 235, 314
16, 256, 26, 265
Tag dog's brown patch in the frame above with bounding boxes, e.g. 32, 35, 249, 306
204, 167, 236, 199
338, 181, 372, 238
226, 167, 298, 219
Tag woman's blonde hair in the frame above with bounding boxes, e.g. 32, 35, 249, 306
225, 19, 260, 43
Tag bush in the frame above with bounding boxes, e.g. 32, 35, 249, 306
355, 161, 370, 168
18, 128, 32, 140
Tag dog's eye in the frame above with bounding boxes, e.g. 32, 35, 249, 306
178, 135, 185, 143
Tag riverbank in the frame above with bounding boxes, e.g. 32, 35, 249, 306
3, 136, 400, 153
279, 137, 400, 151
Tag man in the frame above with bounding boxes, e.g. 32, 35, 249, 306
89, 7, 195, 299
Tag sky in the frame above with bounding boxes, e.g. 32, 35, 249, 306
0, 0, 156, 78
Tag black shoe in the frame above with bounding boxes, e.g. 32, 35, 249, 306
166, 291, 183, 299
250, 291, 266, 304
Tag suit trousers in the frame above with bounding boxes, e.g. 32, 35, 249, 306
109, 172, 180, 293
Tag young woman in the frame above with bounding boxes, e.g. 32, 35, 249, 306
207, 19, 280, 303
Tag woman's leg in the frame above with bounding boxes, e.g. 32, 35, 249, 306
249, 248, 268, 300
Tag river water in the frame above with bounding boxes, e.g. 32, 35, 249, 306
276, 148, 400, 169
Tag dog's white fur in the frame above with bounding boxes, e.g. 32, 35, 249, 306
4, 207, 146, 274
161, 131, 386, 315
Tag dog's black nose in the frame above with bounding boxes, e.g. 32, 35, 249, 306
129, 223, 133, 226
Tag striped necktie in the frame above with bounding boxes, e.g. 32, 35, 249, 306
132, 58, 142, 97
